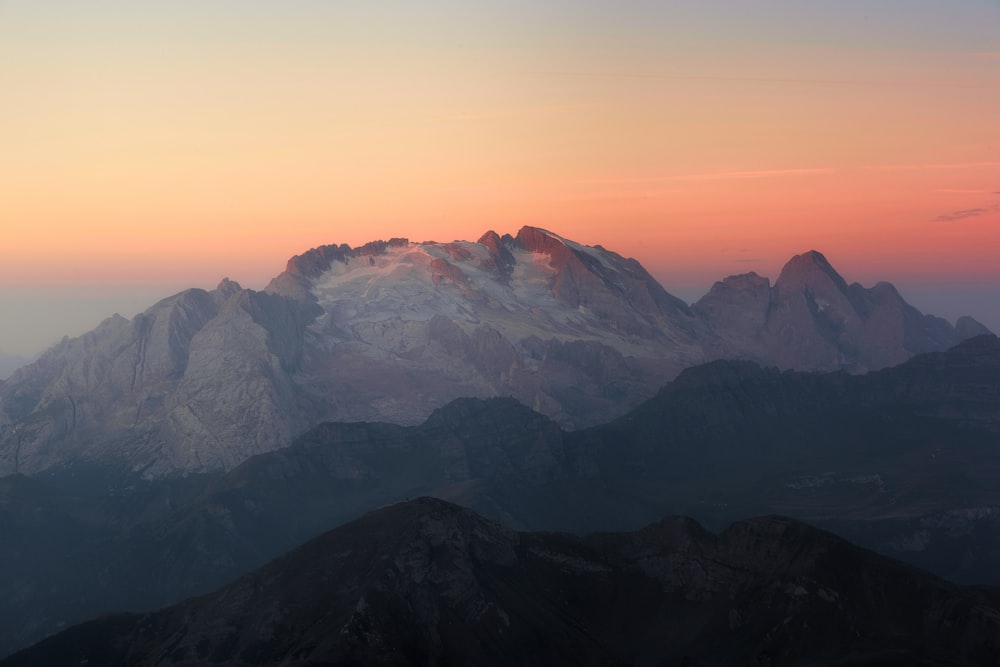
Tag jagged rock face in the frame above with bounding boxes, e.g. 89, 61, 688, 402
0, 231, 989, 477
5, 498, 999, 667
0, 282, 320, 477
690, 271, 772, 361
696, 250, 980, 372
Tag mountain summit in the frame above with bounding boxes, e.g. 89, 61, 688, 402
695, 249, 981, 371
0, 227, 987, 476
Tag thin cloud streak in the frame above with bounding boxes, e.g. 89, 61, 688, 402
543, 188, 683, 203
527, 70, 1000, 90
933, 203, 1000, 222
572, 168, 836, 186
864, 161, 1000, 172
670, 168, 836, 182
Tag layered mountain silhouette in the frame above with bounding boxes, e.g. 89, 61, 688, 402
0, 227, 987, 477
4, 498, 999, 667
1, 336, 998, 658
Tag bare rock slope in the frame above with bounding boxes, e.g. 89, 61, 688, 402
0, 229, 986, 477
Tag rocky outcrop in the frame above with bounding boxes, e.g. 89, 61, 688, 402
0, 281, 321, 476
696, 250, 987, 372
5, 498, 999, 666
513, 226, 698, 339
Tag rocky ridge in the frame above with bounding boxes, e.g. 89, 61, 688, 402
693, 249, 988, 371
0, 228, 988, 477
4, 498, 999, 666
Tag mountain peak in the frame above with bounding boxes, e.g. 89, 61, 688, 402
513, 226, 569, 254
775, 249, 851, 296
956, 316, 994, 338
476, 229, 503, 247
216, 277, 242, 295
780, 249, 836, 275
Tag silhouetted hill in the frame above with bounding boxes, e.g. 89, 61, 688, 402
5, 498, 999, 666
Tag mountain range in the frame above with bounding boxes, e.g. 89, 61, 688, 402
1, 335, 998, 657
4, 497, 999, 667
0, 227, 988, 477
1, 227, 996, 660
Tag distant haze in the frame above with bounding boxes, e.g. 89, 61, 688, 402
0, 285, 193, 359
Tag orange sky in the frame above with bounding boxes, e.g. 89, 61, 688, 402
1, 2, 998, 356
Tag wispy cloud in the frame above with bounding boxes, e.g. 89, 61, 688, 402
672, 168, 836, 182
864, 161, 1000, 172
933, 203, 1000, 222
575, 167, 835, 186
528, 70, 1000, 90
544, 188, 682, 203
935, 208, 989, 222
974, 52, 1000, 58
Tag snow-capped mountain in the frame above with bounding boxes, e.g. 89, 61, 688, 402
0, 227, 987, 476
264, 227, 709, 431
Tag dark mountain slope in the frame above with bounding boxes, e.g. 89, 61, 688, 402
2, 338, 1000, 658
5, 498, 999, 667
0, 398, 575, 658
178, 335, 1000, 581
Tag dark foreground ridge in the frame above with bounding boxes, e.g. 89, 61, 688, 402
4, 497, 1000, 667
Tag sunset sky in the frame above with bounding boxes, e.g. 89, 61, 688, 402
2, 1, 998, 357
